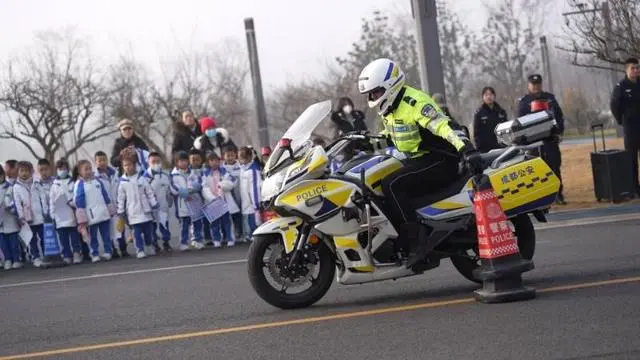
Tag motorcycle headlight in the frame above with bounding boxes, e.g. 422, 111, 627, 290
261, 170, 286, 203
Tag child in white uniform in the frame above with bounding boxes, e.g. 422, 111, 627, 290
49, 159, 82, 264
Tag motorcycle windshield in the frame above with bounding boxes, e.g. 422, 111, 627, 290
263, 100, 332, 175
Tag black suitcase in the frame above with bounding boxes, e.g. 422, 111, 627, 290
590, 124, 634, 203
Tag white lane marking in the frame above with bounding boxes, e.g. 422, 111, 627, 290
2, 214, 637, 289
535, 213, 640, 230
0, 259, 247, 289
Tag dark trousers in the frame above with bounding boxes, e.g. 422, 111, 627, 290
210, 213, 233, 242
533, 140, 563, 197
624, 136, 640, 191
29, 224, 44, 259
203, 219, 212, 241
57, 227, 81, 259
381, 154, 459, 228
132, 221, 154, 253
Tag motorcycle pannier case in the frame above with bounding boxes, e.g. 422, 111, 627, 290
495, 110, 557, 146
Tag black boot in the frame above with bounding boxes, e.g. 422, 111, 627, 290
403, 223, 428, 269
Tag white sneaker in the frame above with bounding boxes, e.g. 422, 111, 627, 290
146, 246, 156, 256
4, 261, 12, 270
91, 256, 101, 263
32, 258, 43, 268
12, 261, 23, 269
213, 241, 222, 248
73, 253, 83, 264
227, 241, 235, 248
179, 244, 189, 251
192, 241, 205, 250
63, 258, 72, 265
136, 252, 146, 259
102, 253, 112, 261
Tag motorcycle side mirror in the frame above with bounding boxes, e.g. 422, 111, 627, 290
278, 138, 294, 158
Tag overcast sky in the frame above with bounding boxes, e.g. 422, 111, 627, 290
0, 0, 498, 90
0, 0, 576, 161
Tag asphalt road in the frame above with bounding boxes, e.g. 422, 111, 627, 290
1, 218, 639, 360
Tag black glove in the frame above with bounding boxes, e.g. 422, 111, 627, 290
460, 144, 483, 175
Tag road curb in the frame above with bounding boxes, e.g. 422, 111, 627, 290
535, 213, 640, 230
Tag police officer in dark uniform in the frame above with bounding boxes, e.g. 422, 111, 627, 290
517, 74, 567, 204
610, 57, 640, 196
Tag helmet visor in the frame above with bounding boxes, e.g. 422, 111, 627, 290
367, 87, 386, 102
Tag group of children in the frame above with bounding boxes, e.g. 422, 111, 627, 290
0, 144, 263, 270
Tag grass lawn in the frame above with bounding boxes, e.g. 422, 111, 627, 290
554, 138, 640, 211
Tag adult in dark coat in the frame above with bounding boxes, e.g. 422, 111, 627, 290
171, 111, 202, 161
110, 118, 149, 169
330, 97, 367, 139
473, 86, 509, 153
610, 57, 640, 196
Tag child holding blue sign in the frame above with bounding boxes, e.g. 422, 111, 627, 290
170, 151, 205, 251
202, 152, 234, 248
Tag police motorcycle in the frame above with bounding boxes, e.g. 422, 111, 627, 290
247, 100, 561, 309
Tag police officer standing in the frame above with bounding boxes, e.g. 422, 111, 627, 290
517, 74, 567, 205
610, 57, 640, 196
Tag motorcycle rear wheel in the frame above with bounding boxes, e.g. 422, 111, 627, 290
450, 214, 535, 284
247, 234, 335, 309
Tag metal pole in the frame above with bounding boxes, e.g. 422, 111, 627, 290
411, 0, 446, 100
601, 1, 623, 137
539, 36, 554, 95
244, 18, 270, 147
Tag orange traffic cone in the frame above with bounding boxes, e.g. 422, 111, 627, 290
471, 173, 535, 303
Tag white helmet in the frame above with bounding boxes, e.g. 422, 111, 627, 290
358, 58, 405, 115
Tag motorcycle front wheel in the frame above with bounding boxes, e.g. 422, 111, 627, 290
450, 214, 535, 284
247, 234, 336, 309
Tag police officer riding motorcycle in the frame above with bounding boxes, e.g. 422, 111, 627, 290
357, 58, 481, 268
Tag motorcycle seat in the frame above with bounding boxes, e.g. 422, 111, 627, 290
411, 172, 472, 213
479, 147, 517, 168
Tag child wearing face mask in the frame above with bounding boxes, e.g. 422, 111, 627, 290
1, 167, 22, 270
50, 159, 82, 264
144, 152, 172, 251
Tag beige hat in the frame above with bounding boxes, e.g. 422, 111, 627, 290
118, 118, 134, 130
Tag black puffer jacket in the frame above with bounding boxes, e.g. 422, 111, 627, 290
110, 134, 149, 168
171, 121, 202, 158
193, 128, 236, 157
473, 102, 508, 153
331, 110, 367, 138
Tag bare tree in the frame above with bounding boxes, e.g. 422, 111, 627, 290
108, 38, 253, 162
473, 0, 549, 115
0, 30, 114, 162
559, 0, 640, 70
560, 87, 601, 134
107, 56, 172, 160
436, 0, 474, 111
